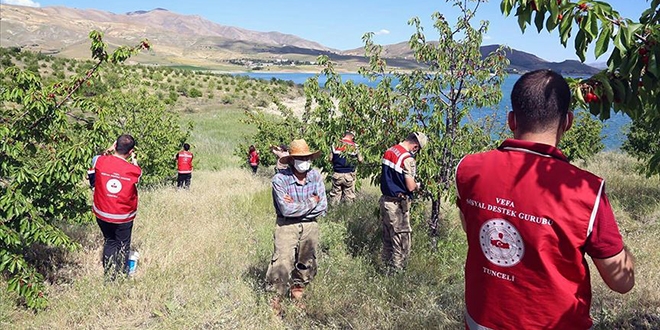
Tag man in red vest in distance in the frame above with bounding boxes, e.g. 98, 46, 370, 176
455, 69, 635, 329
92, 134, 142, 279
175, 143, 193, 189
248, 145, 259, 174
379, 131, 427, 272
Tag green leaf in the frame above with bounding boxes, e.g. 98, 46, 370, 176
613, 28, 627, 55
516, 6, 532, 33
546, 1, 560, 32
501, 0, 513, 16
534, 10, 545, 33
584, 13, 598, 40
647, 52, 659, 78
559, 11, 573, 47
594, 24, 611, 59
574, 30, 587, 62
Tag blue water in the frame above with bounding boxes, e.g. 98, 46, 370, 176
236, 72, 630, 150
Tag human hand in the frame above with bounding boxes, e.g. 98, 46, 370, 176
104, 142, 116, 155
311, 194, 320, 203
283, 194, 294, 203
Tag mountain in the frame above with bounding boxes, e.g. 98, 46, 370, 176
0, 4, 599, 74
344, 42, 599, 75
0, 4, 337, 67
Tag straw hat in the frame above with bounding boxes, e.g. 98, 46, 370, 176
414, 132, 428, 149
280, 139, 321, 163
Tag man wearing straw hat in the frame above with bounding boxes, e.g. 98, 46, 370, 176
266, 139, 327, 310
379, 132, 428, 272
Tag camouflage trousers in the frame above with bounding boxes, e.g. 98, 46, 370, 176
328, 172, 357, 205
379, 195, 412, 270
265, 218, 319, 296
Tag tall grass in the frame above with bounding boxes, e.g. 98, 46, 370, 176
183, 106, 256, 171
1, 108, 659, 329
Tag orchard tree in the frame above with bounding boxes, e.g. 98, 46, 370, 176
501, 0, 660, 173
0, 31, 186, 309
240, 0, 509, 243
88, 86, 192, 186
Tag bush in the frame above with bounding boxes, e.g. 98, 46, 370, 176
188, 87, 202, 98
622, 117, 660, 174
559, 111, 604, 162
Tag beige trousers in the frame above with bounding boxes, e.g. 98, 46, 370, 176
265, 218, 319, 295
379, 196, 412, 270
328, 172, 357, 205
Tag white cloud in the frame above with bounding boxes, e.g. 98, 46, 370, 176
483, 34, 493, 40
374, 29, 390, 36
1, 0, 41, 7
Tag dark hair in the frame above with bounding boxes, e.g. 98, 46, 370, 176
183, 143, 190, 151
115, 134, 136, 155
404, 133, 420, 145
249, 145, 255, 152
511, 69, 571, 133
279, 144, 289, 152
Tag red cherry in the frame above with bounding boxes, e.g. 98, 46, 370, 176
530, 1, 537, 11
557, 14, 563, 21
585, 92, 599, 103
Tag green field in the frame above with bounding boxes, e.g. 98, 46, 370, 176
1, 104, 659, 329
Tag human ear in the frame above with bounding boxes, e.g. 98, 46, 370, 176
564, 112, 573, 132
507, 111, 516, 131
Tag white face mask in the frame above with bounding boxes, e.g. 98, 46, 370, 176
293, 159, 311, 172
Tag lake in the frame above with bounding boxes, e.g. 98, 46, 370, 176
235, 72, 630, 150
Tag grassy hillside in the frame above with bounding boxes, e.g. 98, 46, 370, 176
1, 101, 659, 329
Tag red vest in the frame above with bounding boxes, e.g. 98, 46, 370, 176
249, 151, 259, 166
456, 139, 607, 329
380, 144, 413, 197
93, 155, 142, 223
177, 150, 193, 173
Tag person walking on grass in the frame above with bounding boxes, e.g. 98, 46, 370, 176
455, 69, 635, 329
92, 134, 142, 280
248, 145, 259, 174
328, 131, 363, 205
379, 132, 427, 272
266, 139, 327, 312
175, 143, 193, 189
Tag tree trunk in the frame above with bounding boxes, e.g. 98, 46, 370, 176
429, 197, 441, 249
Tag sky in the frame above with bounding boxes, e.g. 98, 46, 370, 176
0, 0, 649, 63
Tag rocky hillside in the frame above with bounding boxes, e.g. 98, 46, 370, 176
0, 4, 598, 74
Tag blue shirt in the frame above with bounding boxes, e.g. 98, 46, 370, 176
272, 168, 327, 220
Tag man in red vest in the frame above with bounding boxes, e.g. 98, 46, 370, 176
92, 134, 142, 279
175, 143, 193, 189
455, 70, 635, 329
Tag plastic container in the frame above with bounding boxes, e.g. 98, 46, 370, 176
128, 251, 139, 275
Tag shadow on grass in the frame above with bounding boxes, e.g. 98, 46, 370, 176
25, 222, 99, 285
242, 262, 269, 296
326, 195, 382, 265
594, 309, 660, 329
